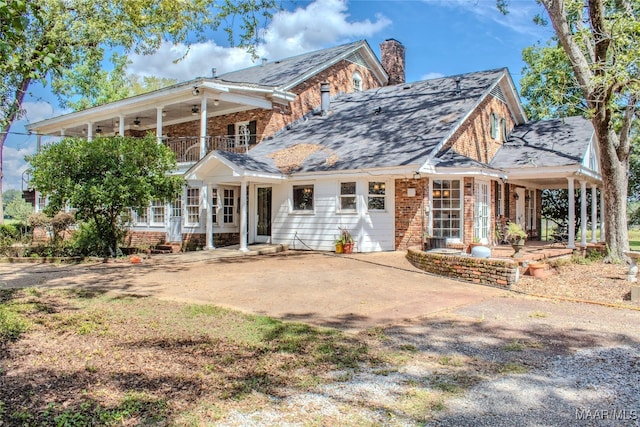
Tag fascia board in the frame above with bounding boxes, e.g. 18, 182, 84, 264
500, 71, 527, 124
432, 167, 503, 178
26, 78, 211, 132
284, 165, 421, 180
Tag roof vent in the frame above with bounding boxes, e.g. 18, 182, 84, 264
454, 76, 462, 95
211, 67, 217, 78
373, 106, 382, 115
261, 58, 268, 67
320, 82, 330, 116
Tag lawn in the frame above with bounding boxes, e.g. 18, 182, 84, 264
0, 288, 381, 425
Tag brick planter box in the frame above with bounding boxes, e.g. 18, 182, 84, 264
406, 247, 519, 288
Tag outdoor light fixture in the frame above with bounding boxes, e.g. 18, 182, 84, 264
413, 172, 421, 180
213, 99, 220, 106
162, 111, 167, 117
133, 118, 141, 127
514, 193, 520, 200
191, 105, 199, 115
192, 86, 200, 96
95, 126, 102, 134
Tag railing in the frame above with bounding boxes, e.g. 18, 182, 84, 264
163, 135, 257, 163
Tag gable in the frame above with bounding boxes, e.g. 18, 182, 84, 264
215, 40, 388, 90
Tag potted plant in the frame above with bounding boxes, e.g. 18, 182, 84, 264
466, 237, 485, 254
339, 227, 354, 254
506, 222, 527, 258
335, 235, 344, 254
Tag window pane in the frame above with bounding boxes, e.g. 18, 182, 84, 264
341, 182, 356, 195
368, 196, 385, 210
341, 196, 356, 210
293, 185, 314, 210
369, 181, 386, 195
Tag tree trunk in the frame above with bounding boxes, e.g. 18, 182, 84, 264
0, 76, 32, 224
599, 127, 630, 261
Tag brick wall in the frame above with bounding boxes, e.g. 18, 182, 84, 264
447, 95, 515, 163
137, 59, 381, 150
124, 231, 166, 248
406, 247, 519, 288
395, 178, 428, 250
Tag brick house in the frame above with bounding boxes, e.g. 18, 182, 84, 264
26, 39, 603, 252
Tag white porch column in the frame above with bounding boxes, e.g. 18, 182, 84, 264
590, 185, 598, 243
156, 107, 163, 144
36, 134, 42, 152
239, 180, 248, 252
205, 183, 215, 250
580, 180, 587, 248
200, 97, 208, 159
87, 123, 94, 141
119, 115, 125, 136
567, 177, 576, 249
600, 189, 606, 242
60, 129, 65, 137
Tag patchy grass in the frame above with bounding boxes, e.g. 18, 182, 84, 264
0, 289, 384, 425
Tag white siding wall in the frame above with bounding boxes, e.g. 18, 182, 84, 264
270, 178, 395, 252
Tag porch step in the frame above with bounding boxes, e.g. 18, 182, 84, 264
154, 243, 182, 254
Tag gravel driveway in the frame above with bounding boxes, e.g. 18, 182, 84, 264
2, 250, 639, 425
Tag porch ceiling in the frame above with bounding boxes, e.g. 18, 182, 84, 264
40, 98, 253, 138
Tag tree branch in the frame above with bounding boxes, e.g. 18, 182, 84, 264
617, 94, 638, 161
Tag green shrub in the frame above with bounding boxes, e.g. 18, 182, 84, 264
0, 224, 19, 239
69, 220, 111, 257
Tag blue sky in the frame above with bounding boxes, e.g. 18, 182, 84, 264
5, 0, 554, 191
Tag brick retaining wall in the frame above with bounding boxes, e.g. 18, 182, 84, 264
406, 247, 519, 288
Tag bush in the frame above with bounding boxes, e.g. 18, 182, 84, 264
69, 220, 112, 257
0, 223, 20, 239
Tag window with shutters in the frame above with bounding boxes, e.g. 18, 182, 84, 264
228, 120, 257, 148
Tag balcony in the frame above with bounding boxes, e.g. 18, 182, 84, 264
163, 135, 257, 163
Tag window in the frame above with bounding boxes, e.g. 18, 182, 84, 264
474, 181, 490, 242
223, 188, 235, 224
211, 188, 218, 224
150, 200, 165, 225
293, 184, 314, 211
368, 181, 386, 211
500, 118, 508, 141
495, 181, 504, 217
227, 121, 257, 148
432, 180, 461, 239
37, 194, 48, 212
135, 207, 149, 225
525, 189, 536, 230
490, 112, 499, 139
340, 182, 357, 211
353, 72, 362, 92
186, 187, 200, 225
171, 194, 182, 218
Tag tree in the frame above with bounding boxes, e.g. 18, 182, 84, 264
501, 0, 640, 261
27, 135, 184, 257
0, 0, 277, 224
2, 189, 21, 217
5, 197, 32, 223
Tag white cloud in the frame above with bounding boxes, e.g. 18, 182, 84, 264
421, 72, 445, 80
128, 0, 391, 80
2, 145, 35, 191
22, 101, 64, 124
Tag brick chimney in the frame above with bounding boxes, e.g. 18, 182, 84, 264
380, 39, 406, 86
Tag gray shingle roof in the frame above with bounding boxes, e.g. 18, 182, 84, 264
434, 148, 497, 169
489, 116, 594, 169
214, 150, 282, 175
215, 40, 367, 89
241, 68, 508, 174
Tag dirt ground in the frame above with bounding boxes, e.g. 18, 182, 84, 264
0, 251, 507, 331
2, 250, 640, 425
